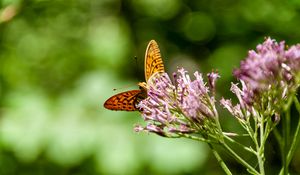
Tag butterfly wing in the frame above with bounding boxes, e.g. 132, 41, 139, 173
103, 90, 145, 111
144, 40, 165, 82
104, 40, 165, 111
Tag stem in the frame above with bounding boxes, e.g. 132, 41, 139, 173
262, 118, 272, 146
181, 133, 232, 174
279, 97, 300, 175
180, 134, 218, 144
257, 114, 265, 175
287, 97, 300, 164
282, 103, 291, 175
223, 135, 256, 154
244, 117, 256, 143
286, 125, 300, 163
223, 132, 249, 137
273, 127, 283, 151
221, 141, 259, 175
211, 99, 223, 132
208, 143, 232, 175
256, 150, 265, 175
286, 108, 291, 148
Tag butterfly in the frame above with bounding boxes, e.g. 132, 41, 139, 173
103, 40, 165, 111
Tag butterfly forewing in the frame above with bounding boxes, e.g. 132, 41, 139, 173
144, 40, 165, 81
104, 90, 146, 111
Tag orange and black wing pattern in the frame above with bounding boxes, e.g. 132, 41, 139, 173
104, 90, 143, 111
104, 40, 165, 111
144, 40, 165, 81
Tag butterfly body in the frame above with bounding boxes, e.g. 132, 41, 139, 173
104, 40, 165, 111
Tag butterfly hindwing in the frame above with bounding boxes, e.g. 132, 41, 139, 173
104, 90, 144, 111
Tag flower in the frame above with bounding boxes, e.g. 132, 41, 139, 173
136, 68, 221, 138
223, 37, 300, 119
207, 71, 220, 94
285, 44, 300, 80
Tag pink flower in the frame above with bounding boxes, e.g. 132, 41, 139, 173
223, 37, 300, 119
136, 68, 220, 137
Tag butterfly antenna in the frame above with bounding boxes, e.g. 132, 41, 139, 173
134, 55, 138, 69
113, 84, 137, 91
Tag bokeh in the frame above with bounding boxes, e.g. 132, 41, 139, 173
1, 0, 300, 174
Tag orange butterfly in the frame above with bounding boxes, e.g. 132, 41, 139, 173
104, 40, 165, 111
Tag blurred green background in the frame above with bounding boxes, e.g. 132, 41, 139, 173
1, 0, 300, 174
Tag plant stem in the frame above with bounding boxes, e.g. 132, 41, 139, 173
221, 141, 259, 174
208, 143, 232, 175
273, 127, 283, 151
181, 134, 218, 144
286, 107, 291, 148
282, 103, 291, 175
287, 97, 300, 164
279, 97, 300, 175
223, 132, 249, 137
257, 114, 265, 175
223, 135, 256, 154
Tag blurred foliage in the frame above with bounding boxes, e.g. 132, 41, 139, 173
1, 0, 300, 174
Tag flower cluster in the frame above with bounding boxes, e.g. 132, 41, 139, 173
135, 68, 220, 137
131, 37, 300, 174
136, 37, 300, 138
221, 38, 300, 119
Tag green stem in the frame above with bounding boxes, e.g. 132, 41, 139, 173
286, 108, 291, 148
223, 135, 256, 155
279, 97, 300, 175
208, 143, 232, 175
243, 118, 255, 144
287, 97, 300, 164
273, 127, 283, 150
282, 104, 291, 175
257, 114, 265, 175
180, 134, 218, 144
287, 107, 300, 164
223, 132, 249, 137
221, 141, 259, 174
181, 133, 232, 175
262, 118, 271, 146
